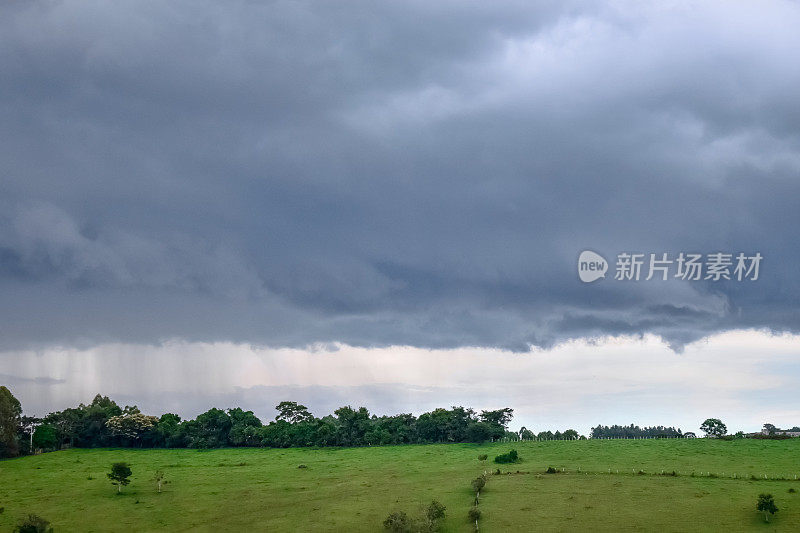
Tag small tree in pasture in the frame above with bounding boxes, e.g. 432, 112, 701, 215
108, 462, 132, 493
153, 470, 165, 492
757, 493, 778, 522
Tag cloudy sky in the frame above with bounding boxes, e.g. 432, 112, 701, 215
2, 1, 800, 433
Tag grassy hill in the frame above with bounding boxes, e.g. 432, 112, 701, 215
1, 439, 799, 531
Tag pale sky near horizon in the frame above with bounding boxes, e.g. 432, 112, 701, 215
2, 1, 800, 428
4, 329, 798, 435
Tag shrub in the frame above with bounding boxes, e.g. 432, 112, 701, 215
13, 514, 53, 533
477, 454, 488, 461
298, 464, 307, 469
494, 449, 519, 464
383, 511, 412, 532
425, 500, 446, 524
468, 506, 481, 522
546, 466, 558, 474
788, 487, 796, 493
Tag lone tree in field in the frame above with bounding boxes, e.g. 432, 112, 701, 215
757, 493, 778, 522
108, 462, 132, 493
153, 470, 165, 492
700, 418, 727, 438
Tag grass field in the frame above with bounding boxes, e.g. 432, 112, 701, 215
1, 439, 799, 531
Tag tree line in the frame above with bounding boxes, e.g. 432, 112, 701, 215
1, 386, 524, 455
589, 424, 684, 439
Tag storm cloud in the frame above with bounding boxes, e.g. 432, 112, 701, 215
2, 0, 800, 352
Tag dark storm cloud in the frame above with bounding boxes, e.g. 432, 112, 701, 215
2, 0, 800, 351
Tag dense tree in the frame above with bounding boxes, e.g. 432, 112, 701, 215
700, 418, 727, 438
479, 408, 514, 429
0, 386, 22, 458
275, 401, 314, 424
0, 394, 555, 452
590, 424, 683, 439
562, 429, 579, 440
334, 406, 371, 446
184, 408, 232, 448
32, 424, 58, 450
228, 407, 262, 446
465, 422, 494, 443
106, 412, 158, 446
153, 413, 184, 448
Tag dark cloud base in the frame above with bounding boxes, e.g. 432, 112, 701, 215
1, 1, 800, 352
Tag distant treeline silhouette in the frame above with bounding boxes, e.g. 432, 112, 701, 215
590, 424, 683, 439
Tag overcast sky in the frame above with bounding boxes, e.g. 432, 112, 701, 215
2, 1, 800, 432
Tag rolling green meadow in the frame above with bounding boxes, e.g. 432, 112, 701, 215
2, 439, 800, 532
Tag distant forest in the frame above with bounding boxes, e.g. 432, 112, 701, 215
1, 386, 695, 458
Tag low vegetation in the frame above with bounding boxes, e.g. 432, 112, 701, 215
383, 500, 446, 532
2, 440, 800, 531
494, 449, 519, 464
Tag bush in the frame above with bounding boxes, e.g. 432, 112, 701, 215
425, 500, 446, 524
14, 514, 53, 533
383, 511, 412, 532
468, 506, 481, 522
546, 466, 558, 474
477, 454, 488, 461
788, 487, 796, 493
494, 449, 519, 464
